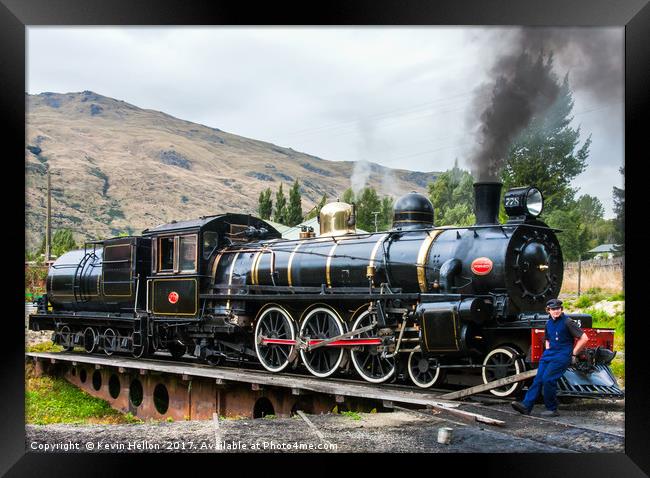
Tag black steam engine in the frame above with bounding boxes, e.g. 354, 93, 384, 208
29, 182, 623, 398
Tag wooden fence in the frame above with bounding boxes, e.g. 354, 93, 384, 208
561, 257, 623, 294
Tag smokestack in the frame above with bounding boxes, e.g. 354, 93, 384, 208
474, 182, 503, 225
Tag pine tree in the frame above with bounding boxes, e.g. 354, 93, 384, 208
379, 196, 394, 230
576, 195, 605, 223
286, 180, 304, 226
428, 164, 475, 226
39, 229, 78, 259
356, 188, 381, 232
341, 188, 355, 205
273, 183, 288, 225
501, 72, 590, 214
258, 188, 273, 220
498, 66, 596, 260
544, 208, 591, 261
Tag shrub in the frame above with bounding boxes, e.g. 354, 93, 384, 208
574, 295, 593, 309
609, 291, 625, 301
585, 288, 607, 302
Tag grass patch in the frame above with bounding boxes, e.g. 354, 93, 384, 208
27, 342, 63, 353
25, 365, 142, 425
340, 411, 362, 420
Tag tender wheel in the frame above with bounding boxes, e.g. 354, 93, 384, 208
481, 346, 526, 397
407, 349, 444, 388
103, 328, 117, 356
350, 310, 395, 384
254, 306, 296, 373
59, 325, 74, 352
168, 341, 187, 359
83, 327, 97, 353
299, 307, 346, 378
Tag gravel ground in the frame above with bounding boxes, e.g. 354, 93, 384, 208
26, 398, 624, 454
25, 411, 564, 453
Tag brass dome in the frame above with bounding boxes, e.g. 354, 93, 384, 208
319, 202, 356, 236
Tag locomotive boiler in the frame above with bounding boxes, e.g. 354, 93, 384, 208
29, 182, 623, 399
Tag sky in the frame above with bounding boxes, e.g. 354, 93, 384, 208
27, 27, 624, 218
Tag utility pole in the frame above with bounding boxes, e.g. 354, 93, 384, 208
372, 211, 380, 232
45, 164, 52, 264
577, 253, 582, 297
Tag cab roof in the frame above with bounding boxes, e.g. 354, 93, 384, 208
141, 213, 282, 238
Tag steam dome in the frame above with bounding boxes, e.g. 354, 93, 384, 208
392, 192, 434, 230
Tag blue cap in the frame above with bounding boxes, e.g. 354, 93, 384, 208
546, 298, 563, 309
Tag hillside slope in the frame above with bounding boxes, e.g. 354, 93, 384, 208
25, 91, 439, 250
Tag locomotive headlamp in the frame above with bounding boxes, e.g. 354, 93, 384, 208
504, 187, 544, 219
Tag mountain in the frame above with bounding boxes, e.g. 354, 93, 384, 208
25, 91, 440, 250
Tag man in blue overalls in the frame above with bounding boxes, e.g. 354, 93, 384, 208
511, 298, 590, 417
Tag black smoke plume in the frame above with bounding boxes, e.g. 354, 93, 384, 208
468, 28, 622, 181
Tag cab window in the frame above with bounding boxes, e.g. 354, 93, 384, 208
156, 234, 197, 273
179, 235, 197, 272
159, 237, 174, 271
202, 231, 218, 259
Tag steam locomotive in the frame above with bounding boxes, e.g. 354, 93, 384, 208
29, 182, 623, 398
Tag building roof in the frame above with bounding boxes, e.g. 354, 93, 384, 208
587, 244, 620, 253
263, 219, 292, 234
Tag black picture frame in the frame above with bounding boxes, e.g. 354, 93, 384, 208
3, 0, 648, 475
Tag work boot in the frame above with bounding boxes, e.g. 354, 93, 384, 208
511, 401, 531, 415
540, 409, 559, 417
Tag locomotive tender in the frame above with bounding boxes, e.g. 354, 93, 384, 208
29, 182, 622, 398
